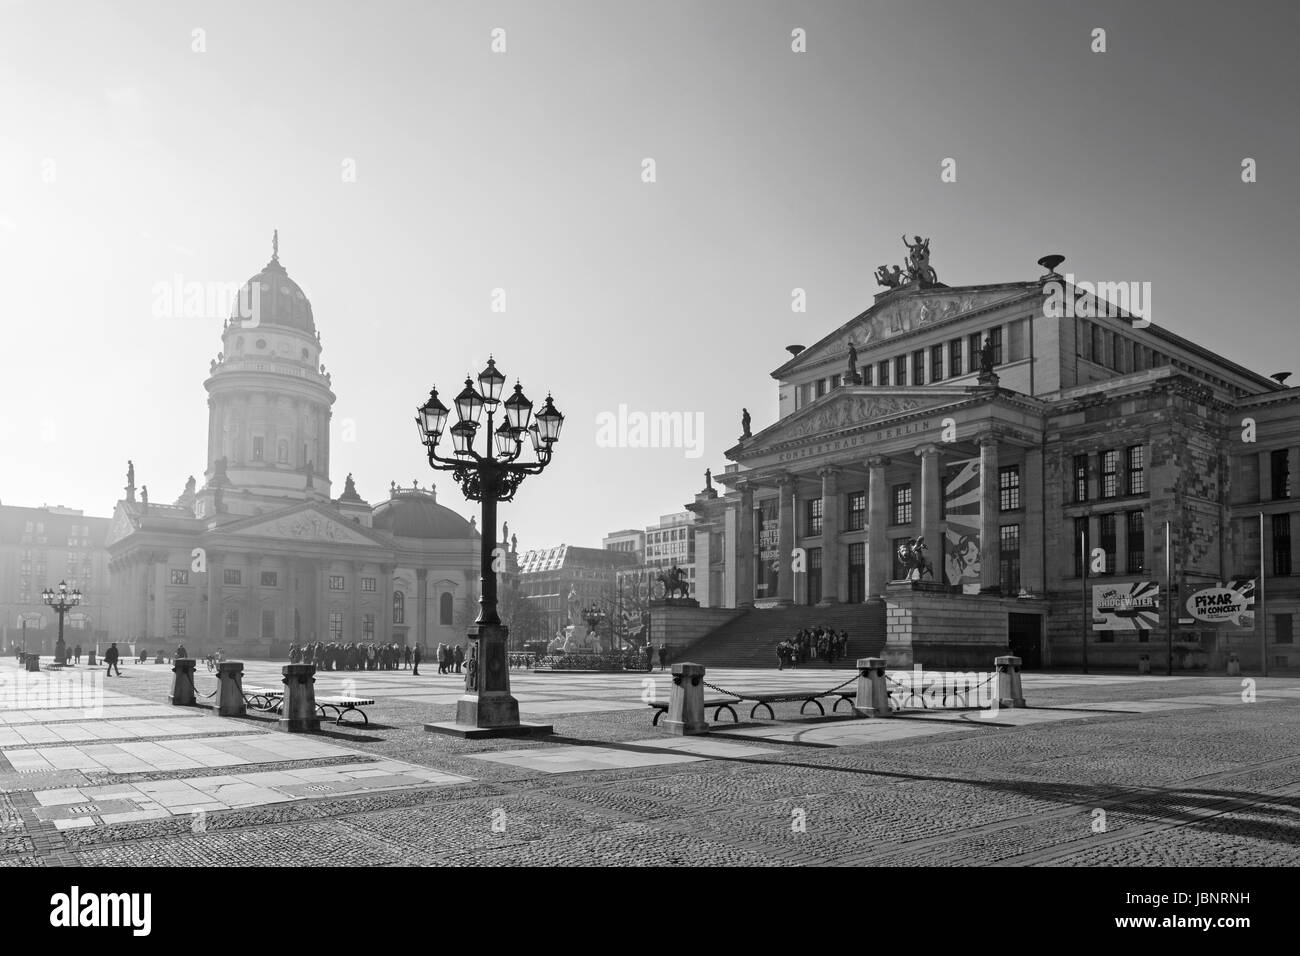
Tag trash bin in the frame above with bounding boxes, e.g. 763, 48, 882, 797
1138, 654, 1151, 675
24, 654, 40, 673
1226, 652, 1241, 677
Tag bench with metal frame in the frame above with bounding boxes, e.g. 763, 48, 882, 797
648, 696, 742, 726
315, 695, 375, 724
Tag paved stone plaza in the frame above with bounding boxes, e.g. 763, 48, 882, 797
1, 658, 1297, 866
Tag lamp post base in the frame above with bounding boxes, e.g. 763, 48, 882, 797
423, 622, 554, 738
424, 718, 554, 740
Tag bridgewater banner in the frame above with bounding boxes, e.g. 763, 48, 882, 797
1179, 579, 1255, 631
1092, 581, 1161, 630
943, 459, 982, 594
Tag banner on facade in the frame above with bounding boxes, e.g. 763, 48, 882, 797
943, 459, 981, 594
756, 499, 780, 597
1179, 579, 1255, 631
1092, 581, 1161, 630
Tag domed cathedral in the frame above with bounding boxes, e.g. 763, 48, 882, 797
105, 234, 493, 657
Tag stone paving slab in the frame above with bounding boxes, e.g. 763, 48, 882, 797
469, 746, 704, 774
724, 718, 972, 746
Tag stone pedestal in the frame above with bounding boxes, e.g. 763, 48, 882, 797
277, 663, 320, 732
661, 662, 709, 736
852, 657, 891, 718
87, 649, 96, 666
995, 655, 1026, 708
24, 654, 40, 673
217, 661, 246, 717
1226, 654, 1241, 677
169, 658, 197, 706
425, 623, 552, 739
1138, 654, 1151, 675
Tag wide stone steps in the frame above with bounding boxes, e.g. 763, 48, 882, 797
679, 603, 887, 669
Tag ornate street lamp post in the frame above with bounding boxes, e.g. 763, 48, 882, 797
582, 603, 604, 651
416, 357, 564, 738
42, 580, 81, 666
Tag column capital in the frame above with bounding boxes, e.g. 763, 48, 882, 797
866, 455, 891, 469
914, 443, 941, 458
977, 431, 1001, 448
774, 473, 796, 488
816, 465, 842, 479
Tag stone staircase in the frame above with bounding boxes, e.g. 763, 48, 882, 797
678, 603, 887, 669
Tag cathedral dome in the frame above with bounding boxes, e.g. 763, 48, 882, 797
230, 232, 315, 335
371, 488, 479, 541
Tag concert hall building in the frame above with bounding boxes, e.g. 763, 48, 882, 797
683, 247, 1300, 670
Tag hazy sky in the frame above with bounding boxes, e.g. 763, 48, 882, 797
1, 0, 1296, 549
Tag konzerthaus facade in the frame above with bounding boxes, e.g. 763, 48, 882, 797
687, 246, 1300, 669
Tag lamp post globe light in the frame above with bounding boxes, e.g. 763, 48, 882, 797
42, 580, 81, 666
416, 356, 564, 738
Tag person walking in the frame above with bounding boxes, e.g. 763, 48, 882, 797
412, 643, 422, 676
104, 642, 121, 677
776, 641, 787, 671
657, 643, 668, 672
453, 644, 464, 673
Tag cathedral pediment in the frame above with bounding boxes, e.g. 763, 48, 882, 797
778, 285, 1031, 376
216, 504, 389, 548
105, 505, 138, 547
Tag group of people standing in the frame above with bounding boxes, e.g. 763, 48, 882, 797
288, 641, 415, 672
776, 626, 850, 669
435, 643, 464, 674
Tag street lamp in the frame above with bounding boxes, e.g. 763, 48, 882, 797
42, 580, 81, 666
416, 357, 563, 737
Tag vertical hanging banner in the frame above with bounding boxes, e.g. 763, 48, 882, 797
756, 498, 779, 598
943, 459, 981, 593
1092, 581, 1161, 630
1179, 579, 1255, 631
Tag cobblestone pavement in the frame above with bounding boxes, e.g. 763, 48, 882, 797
1, 658, 1296, 866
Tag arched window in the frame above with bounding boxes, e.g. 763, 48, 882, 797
439, 592, 454, 626
393, 590, 405, 625
277, 439, 289, 464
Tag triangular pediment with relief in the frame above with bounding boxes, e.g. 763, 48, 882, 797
782, 285, 1031, 375
217, 504, 389, 548
741, 388, 969, 455
105, 504, 138, 547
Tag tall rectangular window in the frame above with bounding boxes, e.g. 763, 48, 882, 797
170, 608, 186, 637
224, 608, 239, 639
831, 374, 842, 389
1273, 513, 1292, 575
999, 465, 1021, 512
931, 346, 944, 382
1006, 318, 1028, 362
968, 332, 983, 369
328, 611, 343, 641
848, 543, 865, 603
892, 484, 913, 525
1092, 324, 1103, 364
363, 613, 376, 640
261, 610, 276, 639
1126, 511, 1145, 574
877, 360, 890, 386
988, 326, 1003, 365
1276, 613, 1294, 645
815, 378, 828, 399
1099, 513, 1117, 574
806, 547, 822, 605
1271, 449, 1291, 499
1073, 454, 1089, 503
895, 355, 908, 386
361, 577, 376, 592
1079, 320, 1093, 362
999, 525, 1021, 593
1127, 445, 1145, 495
806, 497, 823, 536
949, 338, 963, 377
1101, 450, 1119, 498
912, 350, 925, 386
846, 491, 866, 531
862, 364, 873, 386
170, 569, 189, 585
261, 571, 278, 587
1074, 516, 1090, 577
328, 575, 345, 590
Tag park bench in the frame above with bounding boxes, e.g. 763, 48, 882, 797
243, 685, 284, 712
740, 688, 859, 719
316, 696, 375, 725
648, 696, 742, 726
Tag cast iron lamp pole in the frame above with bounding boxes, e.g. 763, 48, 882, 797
42, 581, 81, 665
416, 357, 564, 737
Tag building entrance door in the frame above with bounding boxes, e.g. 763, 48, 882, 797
1008, 613, 1042, 668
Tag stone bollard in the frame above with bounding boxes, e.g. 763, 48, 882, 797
662, 662, 709, 735
995, 655, 1026, 708
170, 658, 197, 706
25, 654, 40, 673
216, 661, 247, 717
1226, 653, 1241, 677
852, 657, 891, 718
278, 663, 320, 733
1138, 654, 1151, 675
87, 649, 96, 666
